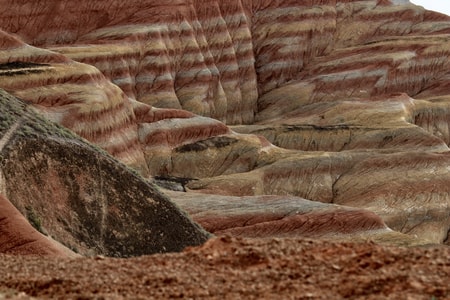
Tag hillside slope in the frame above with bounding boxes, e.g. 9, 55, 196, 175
0, 0, 449, 247
0, 89, 209, 257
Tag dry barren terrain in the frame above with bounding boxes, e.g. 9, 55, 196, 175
1, 236, 449, 299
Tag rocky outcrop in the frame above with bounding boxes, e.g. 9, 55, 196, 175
0, 89, 209, 257
333, 152, 450, 244
0, 0, 449, 248
167, 190, 429, 246
185, 149, 450, 243
0, 194, 75, 256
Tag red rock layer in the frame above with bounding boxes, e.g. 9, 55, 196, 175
0, 194, 72, 256
185, 149, 450, 244
213, 210, 384, 238
333, 152, 450, 244
47, 0, 259, 124
4, 0, 450, 147
249, 0, 337, 95
168, 191, 418, 244
0, 0, 450, 245
0, 32, 231, 176
0, 38, 149, 173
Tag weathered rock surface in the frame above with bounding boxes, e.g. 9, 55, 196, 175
166, 190, 430, 246
0, 194, 75, 257
0, 89, 209, 257
0, 0, 449, 250
185, 149, 450, 243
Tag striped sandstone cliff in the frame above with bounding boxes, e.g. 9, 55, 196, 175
0, 0, 449, 248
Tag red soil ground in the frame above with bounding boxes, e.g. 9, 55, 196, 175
0, 236, 449, 299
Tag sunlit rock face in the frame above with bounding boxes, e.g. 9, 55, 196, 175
0, 0, 449, 246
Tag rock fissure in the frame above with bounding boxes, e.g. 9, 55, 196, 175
0, 118, 23, 153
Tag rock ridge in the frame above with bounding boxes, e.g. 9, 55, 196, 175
0, 0, 449, 248
0, 89, 209, 256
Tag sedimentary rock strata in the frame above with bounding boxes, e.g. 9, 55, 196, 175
185, 150, 450, 243
0, 0, 449, 251
0, 89, 209, 256
166, 190, 429, 246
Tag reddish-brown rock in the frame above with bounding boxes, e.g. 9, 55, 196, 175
166, 190, 429, 246
0, 194, 74, 257
0, 89, 209, 257
0, 0, 449, 251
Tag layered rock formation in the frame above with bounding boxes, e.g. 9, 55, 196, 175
0, 0, 449, 252
0, 89, 209, 256
166, 190, 430, 246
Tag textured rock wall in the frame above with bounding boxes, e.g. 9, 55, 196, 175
0, 89, 209, 257
0, 194, 74, 256
0, 0, 449, 246
166, 190, 431, 246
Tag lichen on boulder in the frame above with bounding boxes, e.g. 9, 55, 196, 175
0, 89, 210, 257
